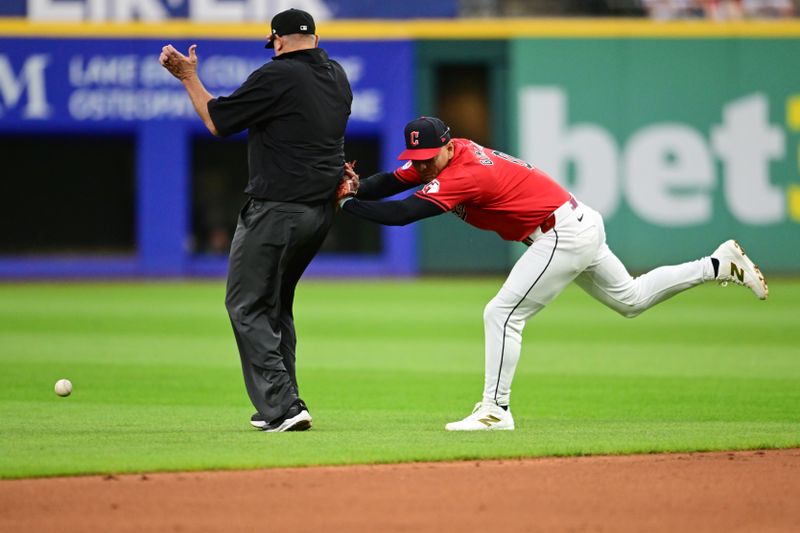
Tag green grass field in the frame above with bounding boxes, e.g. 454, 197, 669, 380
1, 278, 798, 479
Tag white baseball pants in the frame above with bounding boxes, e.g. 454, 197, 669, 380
483, 199, 716, 406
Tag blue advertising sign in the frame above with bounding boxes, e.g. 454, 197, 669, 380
0, 37, 405, 136
0, 36, 415, 278
0, 0, 457, 21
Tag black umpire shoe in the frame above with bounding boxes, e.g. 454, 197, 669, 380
250, 400, 310, 429
253, 400, 312, 432
263, 400, 312, 433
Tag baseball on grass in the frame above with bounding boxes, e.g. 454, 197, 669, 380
54, 379, 72, 397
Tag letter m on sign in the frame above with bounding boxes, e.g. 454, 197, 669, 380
730, 263, 745, 282
0, 55, 52, 119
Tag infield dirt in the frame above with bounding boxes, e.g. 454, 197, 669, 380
1, 448, 798, 532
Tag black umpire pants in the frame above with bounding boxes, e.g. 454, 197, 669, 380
225, 197, 335, 423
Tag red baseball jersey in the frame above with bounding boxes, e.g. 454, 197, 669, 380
394, 138, 571, 242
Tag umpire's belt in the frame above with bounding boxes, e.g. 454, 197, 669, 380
522, 196, 579, 246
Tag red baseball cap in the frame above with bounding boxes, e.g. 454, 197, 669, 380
397, 117, 451, 160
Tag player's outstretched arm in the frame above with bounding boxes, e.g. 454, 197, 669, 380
356, 172, 417, 200
160, 44, 220, 136
340, 195, 445, 226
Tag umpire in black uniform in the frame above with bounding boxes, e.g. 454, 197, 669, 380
160, 8, 352, 432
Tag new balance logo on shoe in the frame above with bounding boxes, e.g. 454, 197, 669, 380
479, 415, 501, 427
730, 263, 745, 282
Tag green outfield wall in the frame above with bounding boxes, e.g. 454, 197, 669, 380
410, 26, 800, 274
508, 37, 800, 272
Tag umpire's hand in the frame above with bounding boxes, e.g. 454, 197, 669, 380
160, 44, 198, 81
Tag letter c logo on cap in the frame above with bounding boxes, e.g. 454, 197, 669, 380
410, 131, 419, 146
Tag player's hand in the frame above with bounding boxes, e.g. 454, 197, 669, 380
344, 160, 359, 194
160, 44, 198, 81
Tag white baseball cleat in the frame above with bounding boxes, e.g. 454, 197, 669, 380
445, 401, 514, 431
712, 240, 768, 300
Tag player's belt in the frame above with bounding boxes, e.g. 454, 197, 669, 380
521, 196, 579, 246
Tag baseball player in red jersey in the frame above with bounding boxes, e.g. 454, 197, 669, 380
338, 116, 768, 431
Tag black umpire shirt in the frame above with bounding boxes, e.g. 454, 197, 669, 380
207, 48, 352, 203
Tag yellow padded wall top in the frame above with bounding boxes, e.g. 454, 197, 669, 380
1, 18, 800, 40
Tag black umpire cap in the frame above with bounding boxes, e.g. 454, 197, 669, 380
398, 117, 452, 160
266, 8, 316, 49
